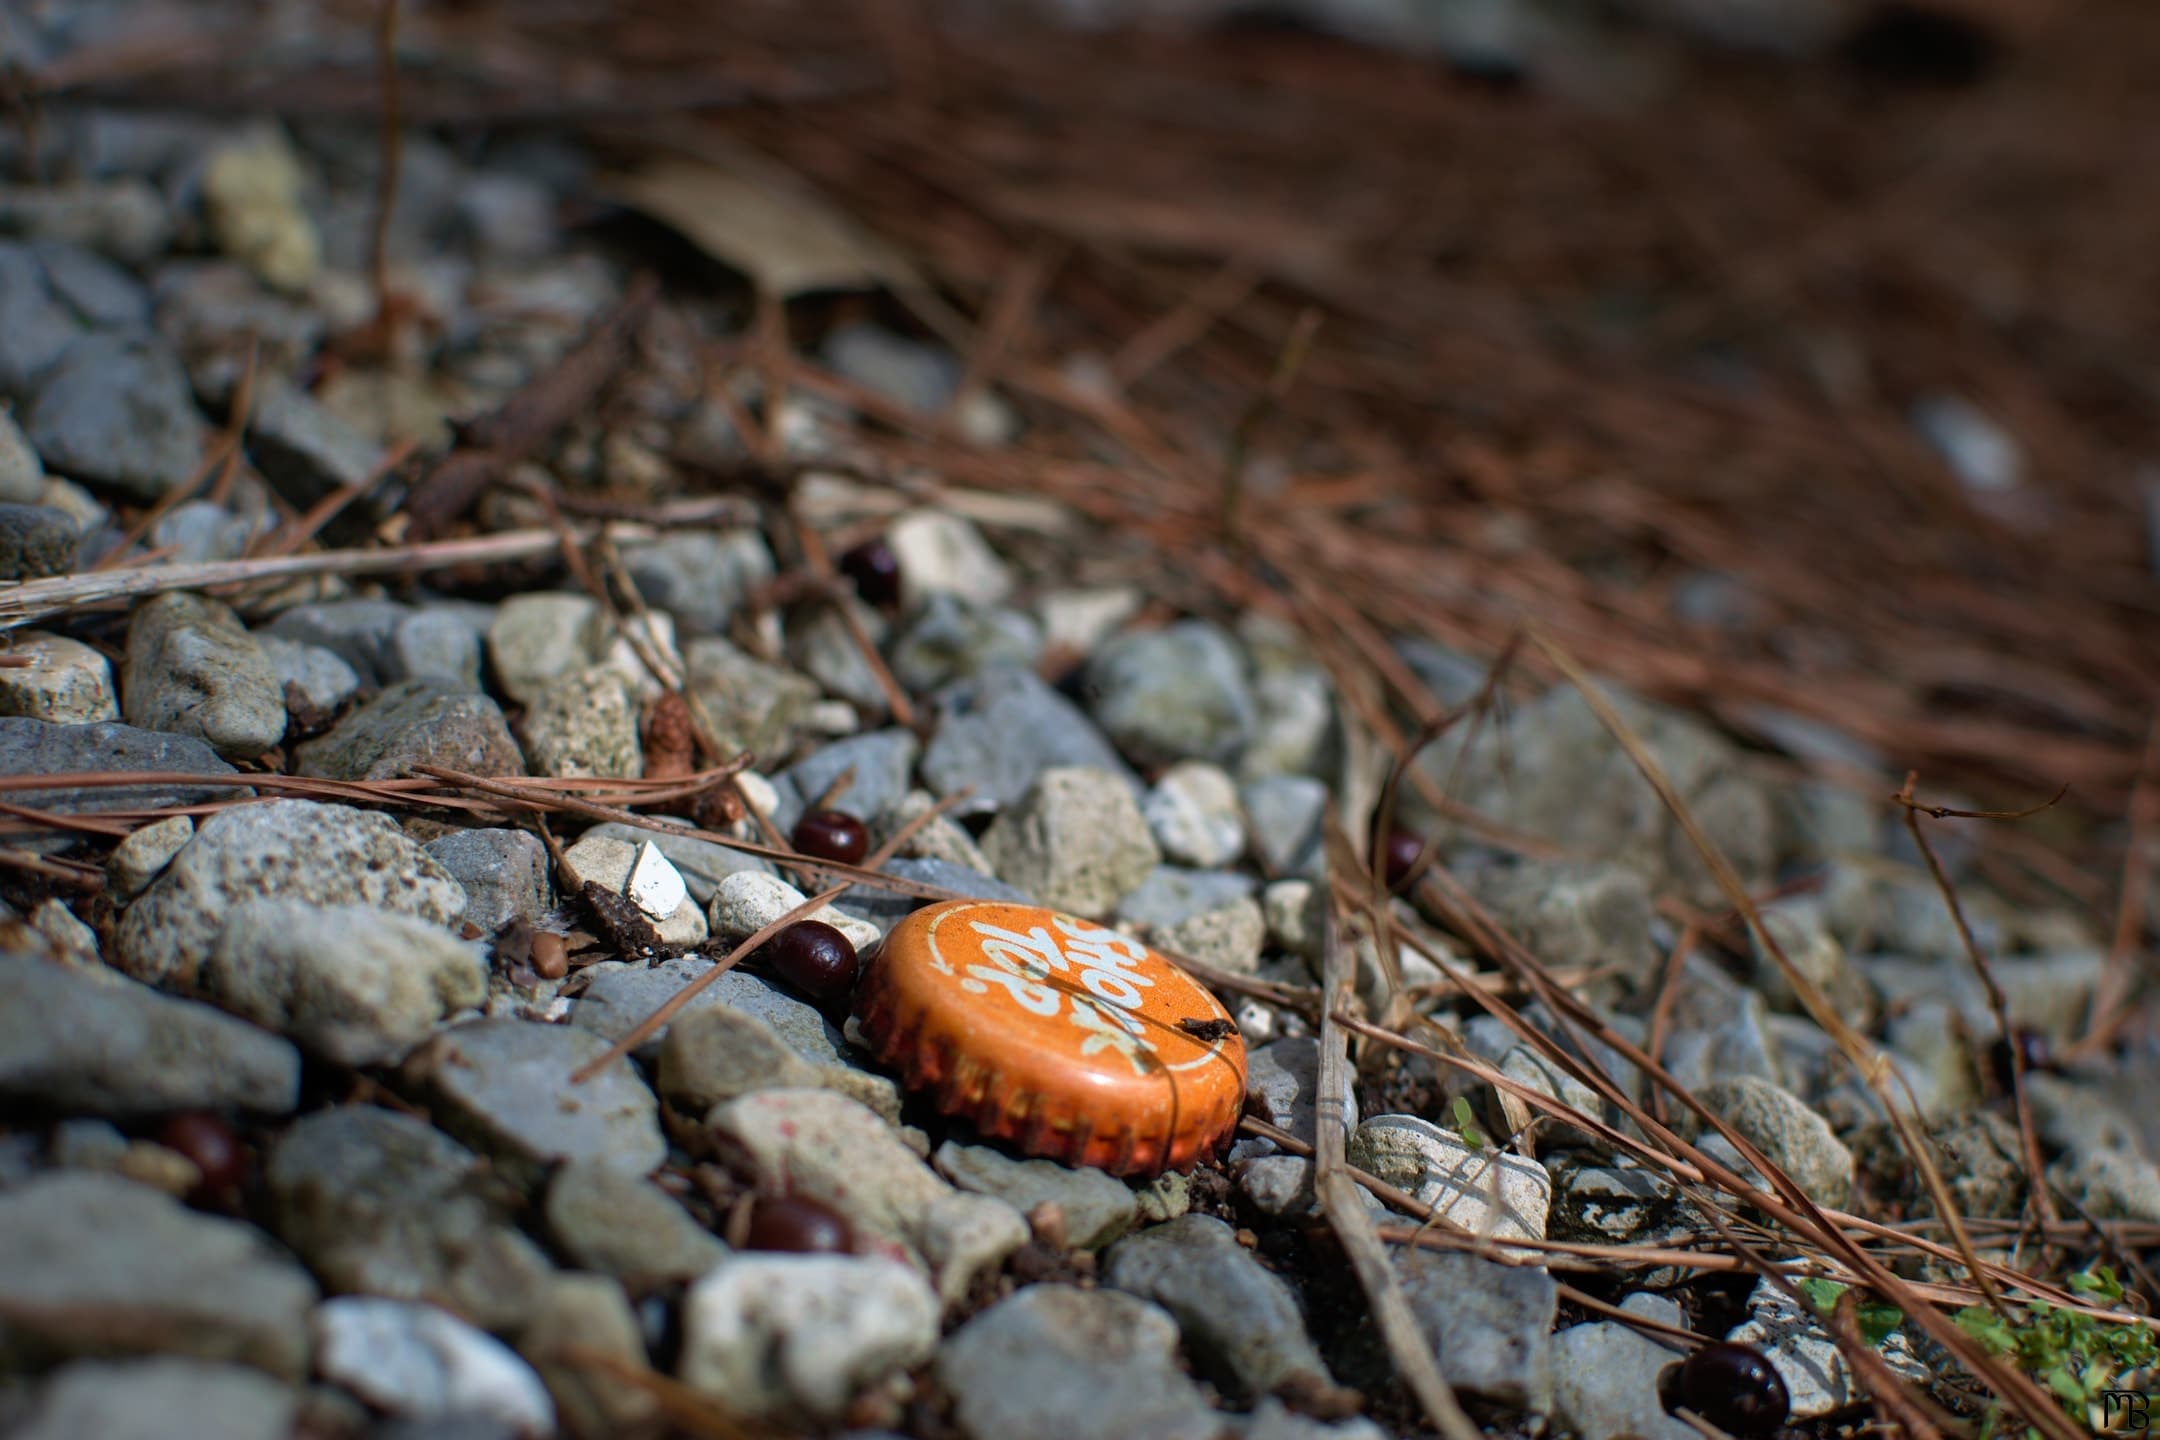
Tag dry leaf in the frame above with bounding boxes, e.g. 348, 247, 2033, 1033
602, 147, 922, 298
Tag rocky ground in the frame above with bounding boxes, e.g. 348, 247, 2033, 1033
1, 4, 2157, 1440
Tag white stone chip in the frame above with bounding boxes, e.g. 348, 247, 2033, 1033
626, 841, 688, 921
315, 1297, 555, 1437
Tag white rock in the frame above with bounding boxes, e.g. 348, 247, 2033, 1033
1912, 393, 2020, 495
32, 899, 100, 967
562, 834, 638, 892
315, 1297, 555, 1437
1142, 761, 1245, 869
1036, 585, 1143, 657
708, 870, 879, 954
980, 766, 1161, 920
204, 899, 488, 1066
626, 841, 688, 921
1726, 1277, 1932, 1419
0, 632, 117, 723
487, 593, 601, 707
681, 1254, 940, 1422
1347, 1114, 1551, 1246
887, 509, 1012, 609
107, 814, 193, 898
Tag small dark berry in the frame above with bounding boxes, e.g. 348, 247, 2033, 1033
743, 1194, 853, 1253
1380, 828, 1426, 890
838, 538, 902, 609
764, 920, 861, 1007
1678, 1341, 1789, 1435
793, 808, 870, 865
156, 1111, 247, 1203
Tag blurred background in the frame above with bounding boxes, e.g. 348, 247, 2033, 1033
6, 0, 2156, 845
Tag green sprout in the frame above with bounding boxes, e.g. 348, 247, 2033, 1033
1450, 1095, 1488, 1151
1797, 1277, 1906, 1348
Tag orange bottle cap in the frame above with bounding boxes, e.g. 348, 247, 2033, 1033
852, 900, 1248, 1177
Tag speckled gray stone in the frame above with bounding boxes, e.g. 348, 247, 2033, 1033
936, 1285, 1217, 1440
0, 952, 301, 1115
121, 591, 285, 760
0, 502, 78, 578
1103, 1215, 1333, 1401
1398, 1248, 1556, 1411
294, 681, 524, 782
920, 666, 1138, 817
0, 717, 239, 823
934, 1141, 1140, 1250
0, 1171, 319, 1377
572, 958, 847, 1064
403, 1020, 665, 1189
1086, 619, 1255, 769
980, 766, 1160, 920
424, 828, 552, 935
266, 1106, 554, 1335
115, 799, 466, 989
543, 1163, 728, 1288
10, 1359, 298, 1440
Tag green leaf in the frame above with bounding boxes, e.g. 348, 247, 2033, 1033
2069, 1266, 2124, 1303
1857, 1301, 1905, 1348
1957, 1305, 2018, 1355
1798, 1278, 1847, 1315
1450, 1096, 1487, 1150
2043, 1362, 2088, 1410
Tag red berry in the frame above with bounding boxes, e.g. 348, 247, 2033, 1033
793, 809, 870, 865
838, 538, 902, 609
1380, 828, 1425, 890
763, 920, 860, 1007
1678, 1342, 1788, 1435
743, 1194, 853, 1254
156, 1111, 247, 1203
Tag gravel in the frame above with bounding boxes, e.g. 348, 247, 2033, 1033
121, 591, 286, 760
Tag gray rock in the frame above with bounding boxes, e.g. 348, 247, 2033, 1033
517, 1273, 660, 1439
576, 820, 772, 906
0, 404, 46, 501
116, 798, 466, 988
295, 681, 524, 781
264, 599, 411, 685
935, 1285, 1218, 1440
934, 1141, 1140, 1250
1499, 1044, 1607, 1145
151, 260, 326, 371
1103, 1213, 1333, 1401
572, 957, 846, 1063
708, 869, 879, 954
659, 1003, 901, 1123
2047, 1145, 2160, 1223
244, 372, 383, 508
1244, 1037, 1351, 1143
266, 1107, 554, 1335
1463, 859, 1660, 996
822, 323, 961, 413
1751, 896, 1874, 1024
520, 666, 641, 780
1236, 1154, 1318, 1217
105, 813, 192, 899
152, 498, 270, 563
1243, 774, 1327, 878
386, 608, 487, 693
404, 1020, 665, 1188
206, 900, 488, 1066
0, 178, 172, 265
625, 529, 774, 636
683, 636, 820, 767
0, 952, 301, 1114
0, 501, 78, 577
313, 1296, 554, 1436
0, 242, 84, 392
24, 335, 207, 501
1241, 663, 1335, 782
122, 591, 285, 759
11, 1360, 298, 1440
0, 717, 239, 823
1398, 1248, 1556, 1411
841, 856, 1031, 931
486, 592, 604, 707
425, 829, 552, 936
1262, 879, 1324, 961
777, 728, 921, 832
790, 597, 890, 713
33, 237, 151, 328
1116, 865, 1258, 931
1551, 1293, 1694, 1440
890, 593, 1044, 693
1549, 1163, 1696, 1286
681, 1254, 940, 1422
259, 633, 362, 714
707, 1089, 1028, 1304
1234, 1398, 1388, 1440
543, 1163, 728, 1288
1087, 620, 1255, 769
982, 766, 1161, 919
1696, 1075, 1854, 1208
1662, 979, 1784, 1094
1144, 761, 1246, 870
0, 1171, 318, 1376
921, 665, 1138, 816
